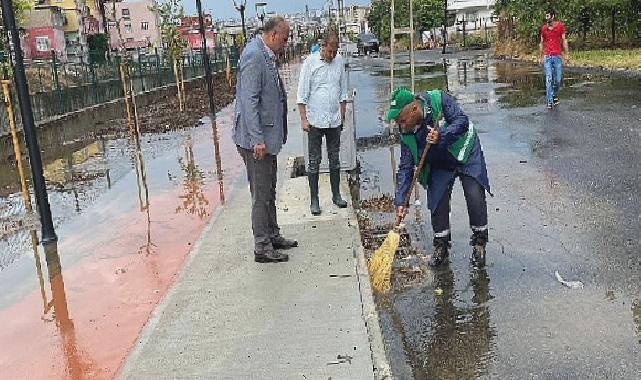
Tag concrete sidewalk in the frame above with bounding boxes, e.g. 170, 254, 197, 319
119, 65, 389, 379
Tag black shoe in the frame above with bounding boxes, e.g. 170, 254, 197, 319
547, 103, 553, 110
254, 249, 289, 263
553, 96, 560, 106
272, 236, 298, 250
428, 245, 450, 267
308, 173, 321, 216
471, 244, 486, 268
330, 169, 348, 208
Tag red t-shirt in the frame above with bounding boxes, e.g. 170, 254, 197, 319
541, 21, 566, 56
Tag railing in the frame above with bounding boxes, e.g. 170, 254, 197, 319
0, 46, 240, 128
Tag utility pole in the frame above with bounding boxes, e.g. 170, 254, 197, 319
233, 0, 247, 45
442, 0, 448, 54
1, 0, 58, 244
197, 0, 225, 203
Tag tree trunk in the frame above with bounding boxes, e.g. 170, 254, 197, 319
173, 58, 184, 112
611, 9, 616, 47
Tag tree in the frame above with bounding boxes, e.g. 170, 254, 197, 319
87, 33, 108, 63
368, 0, 445, 45
494, 0, 641, 48
0, 0, 34, 50
150, 0, 187, 111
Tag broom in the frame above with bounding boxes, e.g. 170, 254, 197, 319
368, 131, 433, 293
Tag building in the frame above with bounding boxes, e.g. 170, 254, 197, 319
23, 6, 67, 61
448, 0, 497, 32
33, 0, 105, 61
179, 15, 216, 50
343, 5, 369, 34
105, 0, 162, 50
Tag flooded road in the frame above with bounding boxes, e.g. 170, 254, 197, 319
350, 50, 641, 378
0, 94, 244, 377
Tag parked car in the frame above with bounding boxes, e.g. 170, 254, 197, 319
357, 33, 379, 55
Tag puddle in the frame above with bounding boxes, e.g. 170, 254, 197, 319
0, 97, 242, 378
349, 51, 641, 378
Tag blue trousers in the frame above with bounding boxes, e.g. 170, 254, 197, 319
544, 55, 563, 105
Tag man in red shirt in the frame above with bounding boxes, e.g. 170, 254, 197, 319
539, 9, 570, 109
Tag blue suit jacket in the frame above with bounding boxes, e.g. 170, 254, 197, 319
394, 91, 491, 210
233, 37, 288, 155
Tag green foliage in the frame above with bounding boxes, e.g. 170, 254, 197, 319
150, 0, 186, 59
369, 0, 445, 45
495, 0, 641, 47
0, 0, 33, 51
87, 33, 108, 63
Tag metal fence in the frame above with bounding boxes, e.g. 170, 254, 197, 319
0, 46, 241, 124
0, 41, 311, 135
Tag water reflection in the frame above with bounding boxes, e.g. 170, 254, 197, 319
130, 130, 155, 256
412, 268, 495, 379
176, 139, 209, 219
40, 241, 95, 378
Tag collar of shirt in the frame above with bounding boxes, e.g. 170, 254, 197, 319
258, 35, 276, 60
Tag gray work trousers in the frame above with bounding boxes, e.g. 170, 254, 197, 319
307, 126, 342, 174
237, 146, 280, 251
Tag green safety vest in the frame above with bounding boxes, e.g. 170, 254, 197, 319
400, 90, 477, 188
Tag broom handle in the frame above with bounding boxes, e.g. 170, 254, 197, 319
395, 127, 434, 226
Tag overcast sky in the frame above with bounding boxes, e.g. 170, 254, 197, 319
184, 0, 371, 20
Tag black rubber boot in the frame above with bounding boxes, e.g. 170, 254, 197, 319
308, 172, 321, 216
470, 230, 488, 268
429, 237, 451, 267
330, 169, 348, 208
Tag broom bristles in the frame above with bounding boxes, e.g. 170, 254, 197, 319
368, 230, 401, 292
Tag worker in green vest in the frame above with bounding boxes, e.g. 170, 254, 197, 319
387, 87, 492, 268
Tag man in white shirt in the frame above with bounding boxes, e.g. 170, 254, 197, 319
297, 33, 348, 216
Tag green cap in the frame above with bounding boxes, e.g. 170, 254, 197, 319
386, 87, 416, 121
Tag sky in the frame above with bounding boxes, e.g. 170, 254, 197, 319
183, 0, 371, 20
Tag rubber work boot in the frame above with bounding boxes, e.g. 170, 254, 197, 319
471, 244, 486, 268
272, 236, 298, 250
308, 172, 321, 216
429, 238, 450, 267
329, 169, 348, 208
470, 231, 488, 268
254, 249, 289, 263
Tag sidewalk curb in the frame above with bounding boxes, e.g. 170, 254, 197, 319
348, 210, 393, 380
116, 184, 235, 379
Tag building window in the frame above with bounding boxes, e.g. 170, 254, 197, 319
35, 36, 50, 52
125, 23, 132, 33
141, 21, 149, 30
122, 8, 129, 15
126, 38, 134, 42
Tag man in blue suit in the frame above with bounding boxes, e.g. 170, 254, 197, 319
233, 16, 298, 263
387, 88, 491, 268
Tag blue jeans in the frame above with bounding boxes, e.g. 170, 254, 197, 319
544, 55, 563, 105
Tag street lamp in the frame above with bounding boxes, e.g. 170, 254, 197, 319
1, 0, 57, 243
255, 2, 267, 30
232, 0, 247, 45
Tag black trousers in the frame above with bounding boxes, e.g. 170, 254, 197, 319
307, 126, 341, 174
431, 173, 488, 245
237, 146, 280, 251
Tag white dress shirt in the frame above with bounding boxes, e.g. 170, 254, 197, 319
296, 52, 348, 128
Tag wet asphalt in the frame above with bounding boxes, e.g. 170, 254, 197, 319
350, 49, 641, 379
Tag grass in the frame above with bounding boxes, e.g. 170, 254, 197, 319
570, 49, 641, 70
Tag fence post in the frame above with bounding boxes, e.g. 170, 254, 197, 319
155, 47, 161, 87
51, 50, 64, 114
114, 54, 123, 96
137, 47, 145, 92
89, 58, 98, 104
